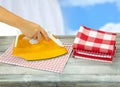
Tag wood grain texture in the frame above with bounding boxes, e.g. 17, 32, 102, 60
0, 34, 120, 87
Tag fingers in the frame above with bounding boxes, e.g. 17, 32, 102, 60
37, 32, 42, 41
33, 34, 37, 40
31, 26, 49, 41
33, 32, 42, 41
40, 30, 49, 40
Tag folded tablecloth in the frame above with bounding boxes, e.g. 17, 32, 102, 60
72, 25, 117, 62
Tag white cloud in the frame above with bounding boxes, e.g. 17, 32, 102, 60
65, 27, 78, 35
99, 23, 120, 33
65, 26, 79, 35
60, 0, 120, 10
65, 22, 120, 35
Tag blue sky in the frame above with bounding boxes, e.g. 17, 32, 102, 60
59, 0, 120, 34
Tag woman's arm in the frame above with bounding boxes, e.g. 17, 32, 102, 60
0, 6, 48, 40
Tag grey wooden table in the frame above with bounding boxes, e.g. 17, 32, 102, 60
0, 34, 120, 87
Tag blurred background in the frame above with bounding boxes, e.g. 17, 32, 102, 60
0, 0, 120, 36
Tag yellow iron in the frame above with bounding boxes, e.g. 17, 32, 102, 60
12, 32, 67, 60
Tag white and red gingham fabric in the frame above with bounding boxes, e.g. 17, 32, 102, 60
73, 25, 117, 62
0, 44, 72, 73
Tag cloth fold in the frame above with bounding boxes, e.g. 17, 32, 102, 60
72, 25, 117, 62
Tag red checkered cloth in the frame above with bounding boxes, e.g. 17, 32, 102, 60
0, 43, 72, 73
72, 25, 117, 62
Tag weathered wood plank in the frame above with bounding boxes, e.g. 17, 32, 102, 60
0, 82, 120, 87
0, 36, 15, 52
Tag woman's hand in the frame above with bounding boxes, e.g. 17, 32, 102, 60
0, 6, 49, 41
19, 20, 49, 41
